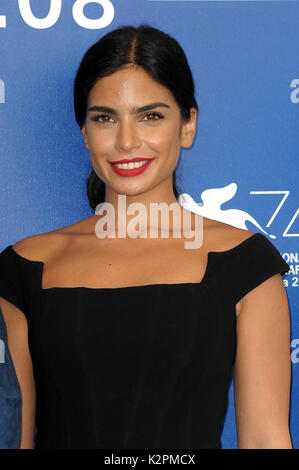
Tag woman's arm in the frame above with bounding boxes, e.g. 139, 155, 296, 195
0, 297, 36, 449
233, 273, 292, 449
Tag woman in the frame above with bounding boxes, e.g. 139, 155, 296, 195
0, 24, 292, 449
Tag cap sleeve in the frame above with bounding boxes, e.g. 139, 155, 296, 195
0, 246, 26, 314
230, 233, 290, 305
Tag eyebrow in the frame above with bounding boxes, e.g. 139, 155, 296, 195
87, 102, 170, 115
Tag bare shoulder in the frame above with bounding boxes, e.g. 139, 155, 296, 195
12, 215, 97, 262
203, 216, 256, 252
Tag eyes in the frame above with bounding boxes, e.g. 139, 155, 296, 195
90, 112, 164, 124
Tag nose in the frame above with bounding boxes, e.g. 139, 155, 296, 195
115, 118, 141, 154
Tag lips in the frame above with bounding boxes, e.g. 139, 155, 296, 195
110, 157, 154, 164
109, 158, 154, 177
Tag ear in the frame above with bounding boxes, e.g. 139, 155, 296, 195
180, 107, 197, 148
81, 125, 89, 150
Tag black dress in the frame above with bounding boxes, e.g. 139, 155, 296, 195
0, 232, 290, 449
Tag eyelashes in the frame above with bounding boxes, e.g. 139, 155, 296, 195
90, 112, 165, 123
143, 112, 164, 121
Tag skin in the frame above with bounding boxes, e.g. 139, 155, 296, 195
0, 64, 292, 449
81, 63, 197, 231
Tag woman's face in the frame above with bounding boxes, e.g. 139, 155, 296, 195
81, 65, 197, 199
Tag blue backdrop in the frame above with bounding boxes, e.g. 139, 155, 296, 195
0, 0, 298, 449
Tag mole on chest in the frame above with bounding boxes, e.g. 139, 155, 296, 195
41, 240, 207, 289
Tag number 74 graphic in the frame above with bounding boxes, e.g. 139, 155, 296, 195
250, 191, 299, 237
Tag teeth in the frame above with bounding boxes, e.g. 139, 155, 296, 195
114, 159, 149, 169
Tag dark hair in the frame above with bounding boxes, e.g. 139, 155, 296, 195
74, 24, 198, 211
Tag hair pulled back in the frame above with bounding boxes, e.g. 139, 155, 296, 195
74, 24, 198, 211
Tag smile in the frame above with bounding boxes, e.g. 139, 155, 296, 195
109, 159, 154, 177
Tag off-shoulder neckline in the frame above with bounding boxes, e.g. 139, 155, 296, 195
6, 232, 264, 292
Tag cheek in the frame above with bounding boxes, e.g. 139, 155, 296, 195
86, 122, 182, 155
87, 128, 113, 154
144, 124, 181, 151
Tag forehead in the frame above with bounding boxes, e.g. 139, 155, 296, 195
87, 65, 176, 106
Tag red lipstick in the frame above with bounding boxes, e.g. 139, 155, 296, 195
111, 157, 151, 164
109, 158, 154, 177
